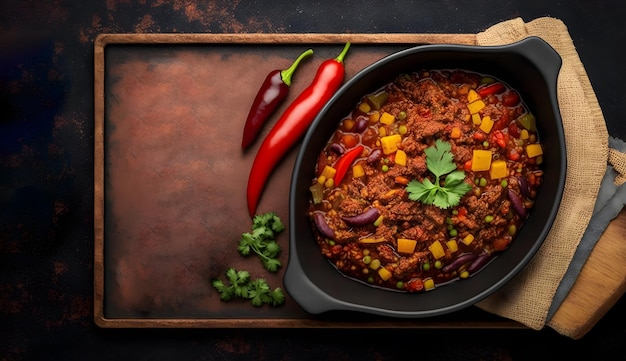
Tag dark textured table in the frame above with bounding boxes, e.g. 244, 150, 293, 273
2, 1, 625, 360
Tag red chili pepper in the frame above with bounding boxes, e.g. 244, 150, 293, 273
246, 42, 351, 216
333, 145, 364, 186
477, 82, 505, 97
241, 49, 314, 150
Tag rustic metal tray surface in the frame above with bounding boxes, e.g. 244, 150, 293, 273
93, 33, 530, 328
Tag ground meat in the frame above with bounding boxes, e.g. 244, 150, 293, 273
308, 69, 544, 293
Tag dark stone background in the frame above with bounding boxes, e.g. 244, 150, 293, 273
1, 1, 624, 360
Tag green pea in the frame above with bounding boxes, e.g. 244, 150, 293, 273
434, 260, 443, 269
398, 111, 407, 120
362, 255, 371, 264
501, 180, 508, 188
479, 177, 488, 187
328, 240, 335, 246
508, 224, 517, 236
382, 164, 389, 172
367, 276, 374, 283
449, 229, 458, 237
396, 281, 404, 289
483, 140, 490, 148
485, 215, 494, 223
452, 209, 459, 216
422, 262, 431, 271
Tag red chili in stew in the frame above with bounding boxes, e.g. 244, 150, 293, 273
308, 69, 544, 292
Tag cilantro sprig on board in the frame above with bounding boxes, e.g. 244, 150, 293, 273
212, 268, 285, 307
406, 139, 472, 209
237, 212, 285, 272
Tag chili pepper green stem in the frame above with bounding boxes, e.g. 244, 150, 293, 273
280, 49, 314, 87
335, 42, 351, 63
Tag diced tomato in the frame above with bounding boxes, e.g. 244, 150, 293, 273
405, 278, 425, 292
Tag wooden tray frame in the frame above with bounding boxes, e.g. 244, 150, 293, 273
94, 33, 626, 332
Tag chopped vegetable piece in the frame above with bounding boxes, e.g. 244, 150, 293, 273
333, 145, 364, 185
472, 113, 482, 125
467, 89, 481, 103
309, 183, 324, 204
477, 82, 505, 97
446, 239, 459, 253
461, 234, 475, 245
450, 127, 462, 139
526, 143, 543, 158
378, 267, 392, 281
369, 111, 380, 123
489, 160, 508, 179
367, 91, 389, 110
517, 113, 536, 131
428, 240, 445, 259
358, 102, 371, 113
520, 129, 529, 140
471, 149, 492, 171
358, 237, 386, 244
379, 112, 396, 125
397, 238, 417, 254
479, 116, 494, 133
320, 165, 336, 179
395, 149, 407, 166
467, 99, 486, 114
352, 163, 365, 178
424, 278, 435, 291
380, 134, 402, 154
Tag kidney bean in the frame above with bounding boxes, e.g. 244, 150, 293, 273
502, 90, 520, 107
442, 253, 477, 273
313, 212, 335, 239
354, 115, 369, 133
467, 252, 493, 274
367, 149, 382, 164
329, 143, 344, 155
517, 175, 530, 198
507, 188, 528, 218
341, 207, 380, 226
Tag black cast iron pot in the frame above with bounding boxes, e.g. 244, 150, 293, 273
285, 36, 566, 318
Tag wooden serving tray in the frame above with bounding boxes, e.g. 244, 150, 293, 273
93, 34, 626, 335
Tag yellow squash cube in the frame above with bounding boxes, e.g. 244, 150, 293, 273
428, 241, 445, 260
446, 239, 459, 253
394, 150, 407, 166
467, 89, 481, 103
380, 134, 402, 155
479, 116, 494, 133
378, 267, 392, 281
467, 99, 486, 114
489, 160, 508, 179
526, 143, 543, 158
397, 238, 417, 254
379, 112, 396, 125
461, 234, 475, 245
471, 150, 492, 171
352, 163, 365, 178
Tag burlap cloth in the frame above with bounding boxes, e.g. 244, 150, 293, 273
475, 17, 626, 336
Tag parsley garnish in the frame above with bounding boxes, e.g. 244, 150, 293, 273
212, 268, 285, 307
406, 139, 472, 209
237, 212, 285, 272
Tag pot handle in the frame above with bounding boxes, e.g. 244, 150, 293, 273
514, 36, 563, 84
